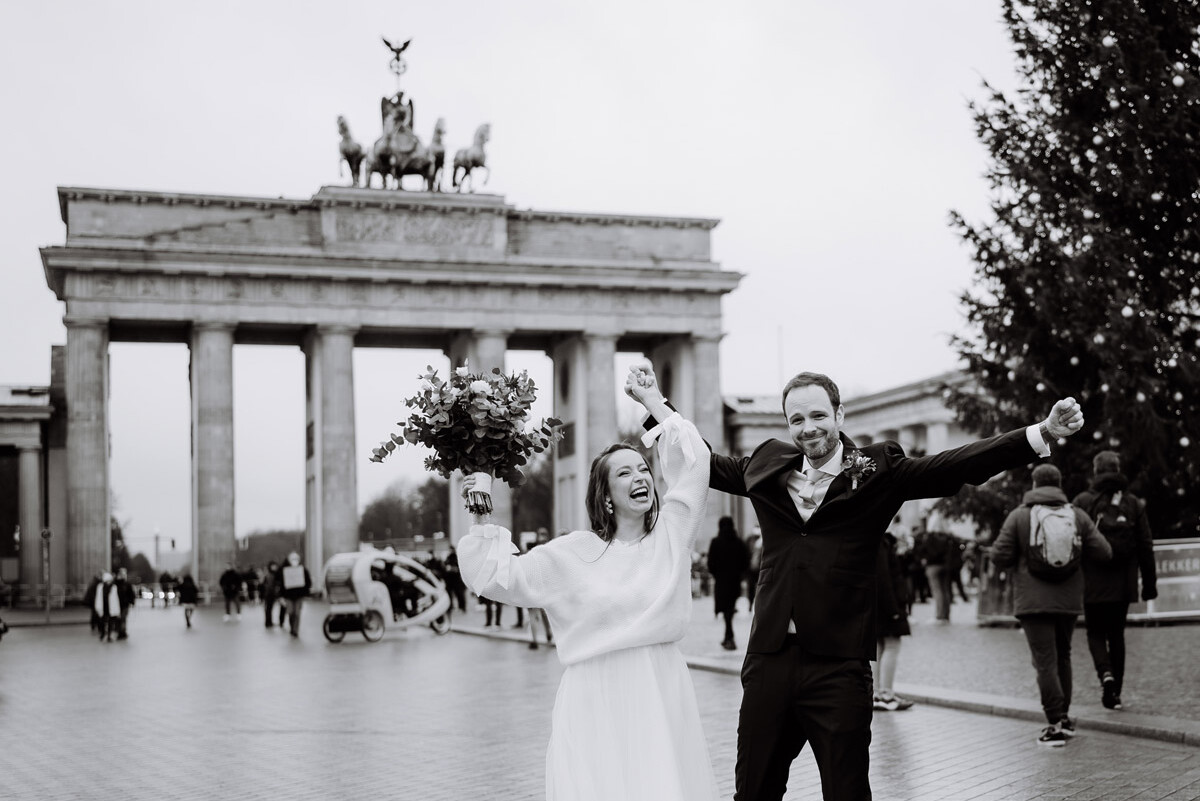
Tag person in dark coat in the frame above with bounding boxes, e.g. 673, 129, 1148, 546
707, 516, 751, 650
279, 551, 312, 637
873, 533, 914, 710
83, 573, 102, 633
177, 574, 199, 628
261, 560, 281, 628
1072, 450, 1158, 710
114, 567, 136, 640
443, 547, 467, 613
218, 563, 242, 621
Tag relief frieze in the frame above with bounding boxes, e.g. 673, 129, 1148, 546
335, 210, 495, 248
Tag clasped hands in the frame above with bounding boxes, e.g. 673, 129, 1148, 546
624, 361, 665, 406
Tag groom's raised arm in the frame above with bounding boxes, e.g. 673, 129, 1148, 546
890, 397, 1084, 500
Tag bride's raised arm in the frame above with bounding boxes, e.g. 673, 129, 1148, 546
626, 364, 711, 552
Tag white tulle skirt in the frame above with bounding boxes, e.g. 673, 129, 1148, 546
545, 642, 721, 801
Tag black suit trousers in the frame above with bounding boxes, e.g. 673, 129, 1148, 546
736, 640, 873, 801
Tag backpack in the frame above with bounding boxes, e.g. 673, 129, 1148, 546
1026, 504, 1082, 582
1087, 492, 1139, 560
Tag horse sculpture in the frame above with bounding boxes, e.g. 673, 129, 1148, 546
393, 118, 446, 192
452, 123, 491, 193
337, 115, 365, 187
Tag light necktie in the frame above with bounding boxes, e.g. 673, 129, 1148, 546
797, 467, 821, 508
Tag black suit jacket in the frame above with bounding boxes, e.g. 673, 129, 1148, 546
711, 429, 1041, 660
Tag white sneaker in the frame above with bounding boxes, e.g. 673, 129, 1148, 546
223, 614, 230, 622
237, 614, 242, 621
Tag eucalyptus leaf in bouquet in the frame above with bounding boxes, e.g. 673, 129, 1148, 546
370, 363, 562, 514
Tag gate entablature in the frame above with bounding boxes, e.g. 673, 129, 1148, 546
44, 187, 737, 343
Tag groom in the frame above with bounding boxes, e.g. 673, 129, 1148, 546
646, 369, 1084, 800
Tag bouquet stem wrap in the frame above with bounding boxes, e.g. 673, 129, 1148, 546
465, 471, 494, 516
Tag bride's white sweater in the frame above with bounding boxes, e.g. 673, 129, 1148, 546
456, 414, 710, 666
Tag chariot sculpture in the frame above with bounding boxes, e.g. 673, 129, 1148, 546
335, 37, 489, 193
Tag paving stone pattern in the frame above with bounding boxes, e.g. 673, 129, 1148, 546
2, 603, 1199, 800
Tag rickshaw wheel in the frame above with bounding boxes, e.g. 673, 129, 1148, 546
430, 614, 451, 635
322, 616, 345, 643
362, 610, 385, 642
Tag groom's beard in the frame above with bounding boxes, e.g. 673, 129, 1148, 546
798, 430, 838, 462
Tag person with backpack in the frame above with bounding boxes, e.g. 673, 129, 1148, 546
1072, 450, 1158, 711
991, 463, 1112, 747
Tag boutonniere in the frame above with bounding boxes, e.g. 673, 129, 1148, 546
841, 449, 877, 491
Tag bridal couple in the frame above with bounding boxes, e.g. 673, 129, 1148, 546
458, 362, 1084, 801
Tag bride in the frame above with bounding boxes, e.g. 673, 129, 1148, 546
457, 363, 721, 801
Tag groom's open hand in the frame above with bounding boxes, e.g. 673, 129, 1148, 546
1044, 397, 1084, 439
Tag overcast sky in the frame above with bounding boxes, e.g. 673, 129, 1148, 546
0, 1, 1019, 553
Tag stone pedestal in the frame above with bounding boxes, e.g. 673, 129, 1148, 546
65, 317, 110, 586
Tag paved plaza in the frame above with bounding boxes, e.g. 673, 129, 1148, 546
2, 598, 1199, 801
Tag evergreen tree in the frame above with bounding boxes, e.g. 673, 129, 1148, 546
945, 0, 1200, 537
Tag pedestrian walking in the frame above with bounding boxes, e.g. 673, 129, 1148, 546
991, 463, 1112, 746
219, 562, 242, 621
706, 516, 750, 651
114, 567, 135, 640
158, 570, 176, 608
261, 560, 281, 628
83, 572, 102, 633
178, 574, 199, 628
1072, 450, 1158, 711
873, 532, 914, 711
947, 535, 971, 603
279, 551, 312, 637
443, 547, 467, 614
917, 528, 955, 623
92, 572, 120, 642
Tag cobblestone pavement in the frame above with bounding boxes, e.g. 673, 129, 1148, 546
2, 602, 1199, 800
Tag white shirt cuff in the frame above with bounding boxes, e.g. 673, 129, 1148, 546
1026, 424, 1051, 458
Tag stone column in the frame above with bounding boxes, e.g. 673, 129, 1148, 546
583, 333, 618, 472
925, 421, 950, 454
64, 316, 110, 587
190, 323, 235, 588
17, 446, 43, 595
317, 325, 359, 570
448, 330, 512, 544
691, 335, 728, 539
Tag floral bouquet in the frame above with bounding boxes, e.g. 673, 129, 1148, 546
370, 363, 562, 515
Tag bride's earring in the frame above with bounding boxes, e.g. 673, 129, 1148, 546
604, 497, 613, 515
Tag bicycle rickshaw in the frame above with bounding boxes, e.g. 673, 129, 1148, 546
321, 549, 452, 643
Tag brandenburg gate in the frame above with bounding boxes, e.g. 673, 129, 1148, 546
41, 186, 741, 587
